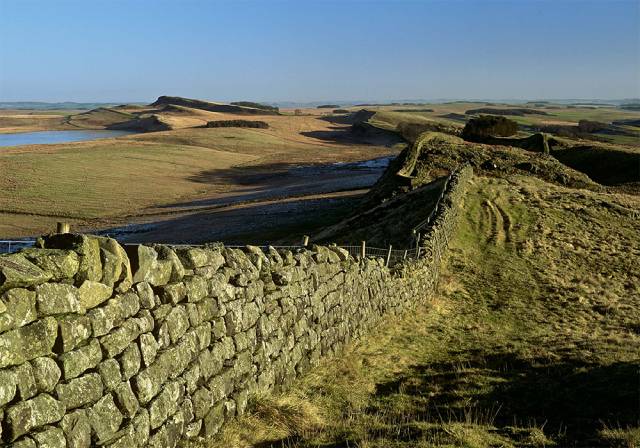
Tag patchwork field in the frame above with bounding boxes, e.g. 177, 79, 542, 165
198, 174, 640, 448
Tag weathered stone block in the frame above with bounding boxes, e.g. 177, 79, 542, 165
0, 317, 57, 368
134, 331, 198, 404
157, 282, 185, 304
175, 247, 219, 270
113, 381, 139, 418
184, 275, 208, 302
96, 237, 132, 289
61, 409, 91, 448
55, 372, 103, 410
126, 245, 172, 286
185, 419, 202, 439
181, 397, 194, 425
202, 401, 225, 437
329, 245, 350, 261
0, 253, 52, 294
103, 424, 136, 448
31, 357, 61, 394
234, 389, 249, 415
5, 393, 65, 440
272, 268, 292, 286
0, 288, 37, 333
35, 283, 82, 316
211, 317, 226, 340
119, 342, 141, 380
207, 368, 235, 402
57, 314, 92, 352
11, 437, 37, 448
135, 281, 155, 309
98, 358, 122, 391
132, 408, 150, 446
0, 367, 17, 406
98, 247, 122, 289
100, 319, 140, 358
182, 362, 200, 394
40, 234, 102, 284
58, 338, 102, 380
130, 309, 154, 333
155, 321, 170, 349
165, 305, 190, 344
88, 393, 123, 442
87, 291, 139, 338
149, 380, 183, 429
77, 280, 112, 310
195, 322, 211, 351
192, 387, 213, 420
21, 248, 80, 282
197, 348, 223, 380
138, 332, 158, 367
155, 245, 185, 282
12, 362, 37, 400
32, 425, 66, 448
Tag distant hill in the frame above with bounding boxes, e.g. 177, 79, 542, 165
150, 96, 280, 115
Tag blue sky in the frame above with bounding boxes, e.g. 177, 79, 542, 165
0, 0, 638, 102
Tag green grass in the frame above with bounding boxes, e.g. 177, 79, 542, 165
195, 174, 640, 448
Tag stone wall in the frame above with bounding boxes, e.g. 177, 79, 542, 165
0, 167, 472, 448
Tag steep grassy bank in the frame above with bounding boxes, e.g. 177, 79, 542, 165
194, 175, 640, 448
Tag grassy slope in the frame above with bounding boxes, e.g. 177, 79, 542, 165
197, 174, 640, 448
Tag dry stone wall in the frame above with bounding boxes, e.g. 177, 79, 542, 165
0, 167, 472, 447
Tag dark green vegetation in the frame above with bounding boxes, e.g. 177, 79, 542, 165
316, 104, 340, 109
205, 120, 269, 129
461, 115, 519, 141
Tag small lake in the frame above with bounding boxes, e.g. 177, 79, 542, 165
0, 130, 137, 147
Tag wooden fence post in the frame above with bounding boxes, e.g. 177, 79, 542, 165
302, 235, 310, 247
403, 250, 408, 260
360, 241, 366, 259
56, 222, 70, 234
386, 245, 393, 267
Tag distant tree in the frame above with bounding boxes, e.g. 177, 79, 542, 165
317, 104, 340, 109
294, 109, 303, 116
577, 119, 606, 133
462, 115, 518, 141
205, 120, 268, 129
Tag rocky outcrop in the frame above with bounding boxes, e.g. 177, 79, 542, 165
150, 96, 280, 115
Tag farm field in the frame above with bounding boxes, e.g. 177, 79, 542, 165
199, 174, 640, 448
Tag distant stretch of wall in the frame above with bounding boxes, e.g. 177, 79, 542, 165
0, 167, 472, 448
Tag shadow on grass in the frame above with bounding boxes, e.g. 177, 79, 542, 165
369, 352, 640, 447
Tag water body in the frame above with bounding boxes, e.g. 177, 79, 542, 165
0, 130, 137, 147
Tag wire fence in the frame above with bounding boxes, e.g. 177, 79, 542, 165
0, 169, 463, 268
